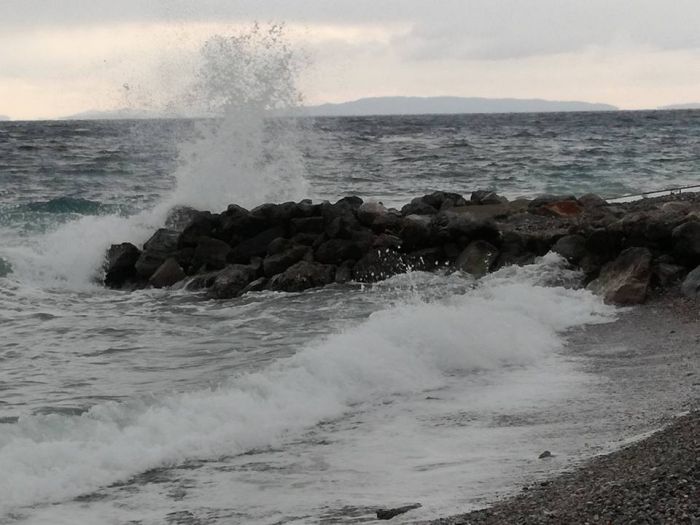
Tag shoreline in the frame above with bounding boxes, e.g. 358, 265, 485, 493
425, 294, 698, 524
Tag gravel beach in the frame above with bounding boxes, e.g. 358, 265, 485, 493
428, 293, 699, 525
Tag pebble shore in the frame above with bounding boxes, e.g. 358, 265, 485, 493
430, 411, 699, 524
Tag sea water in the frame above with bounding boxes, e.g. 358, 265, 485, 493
1, 29, 699, 525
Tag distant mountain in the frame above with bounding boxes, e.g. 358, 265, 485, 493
60, 108, 177, 120
303, 96, 618, 116
658, 103, 700, 110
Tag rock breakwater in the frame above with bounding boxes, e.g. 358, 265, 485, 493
103, 190, 700, 304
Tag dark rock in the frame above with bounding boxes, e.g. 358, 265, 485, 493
353, 249, 408, 282
290, 232, 321, 246
672, 221, 700, 265
438, 212, 500, 244
143, 228, 179, 254
291, 216, 325, 235
228, 226, 286, 263
240, 277, 267, 295
370, 210, 402, 233
587, 247, 653, 305
401, 198, 438, 216
494, 231, 535, 269
552, 234, 587, 264
104, 243, 141, 288
267, 261, 335, 292
266, 237, 293, 256
539, 450, 553, 459
376, 503, 422, 520
164, 206, 210, 232
652, 262, 686, 288
335, 261, 354, 284
336, 195, 363, 210
263, 244, 309, 277
325, 215, 362, 240
471, 190, 505, 205
149, 258, 186, 288
176, 212, 218, 248
578, 193, 607, 208
315, 239, 365, 265
529, 194, 577, 209
208, 265, 257, 299
373, 233, 403, 251
193, 237, 232, 270
422, 191, 468, 210
250, 201, 305, 223
409, 247, 446, 271
399, 215, 433, 250
215, 205, 267, 243
680, 265, 700, 299
184, 270, 220, 291
134, 252, 168, 280
455, 240, 499, 277
585, 228, 622, 262
357, 201, 388, 227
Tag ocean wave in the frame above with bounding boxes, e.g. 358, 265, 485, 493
0, 258, 616, 514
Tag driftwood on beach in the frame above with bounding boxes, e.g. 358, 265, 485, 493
103, 190, 700, 305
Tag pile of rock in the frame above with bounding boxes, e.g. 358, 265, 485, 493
103, 190, 700, 304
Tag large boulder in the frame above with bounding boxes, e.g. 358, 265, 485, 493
192, 237, 232, 270
267, 261, 335, 292
680, 265, 700, 300
134, 228, 181, 279
314, 239, 365, 265
552, 234, 587, 264
177, 212, 218, 248
353, 249, 408, 282
455, 240, 499, 277
291, 216, 325, 235
398, 215, 433, 250
262, 244, 309, 277
208, 265, 257, 299
422, 191, 468, 210
214, 204, 267, 243
435, 212, 500, 244
471, 190, 505, 205
356, 201, 388, 228
587, 247, 653, 305
672, 221, 700, 265
104, 243, 141, 288
149, 258, 186, 288
250, 201, 306, 223
228, 226, 286, 263
400, 198, 438, 216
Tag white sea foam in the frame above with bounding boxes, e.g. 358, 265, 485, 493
0, 262, 616, 514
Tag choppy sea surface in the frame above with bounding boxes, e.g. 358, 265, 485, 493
0, 111, 699, 524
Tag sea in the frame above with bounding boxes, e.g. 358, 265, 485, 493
1, 109, 699, 524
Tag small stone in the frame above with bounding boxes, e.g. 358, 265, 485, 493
539, 450, 553, 459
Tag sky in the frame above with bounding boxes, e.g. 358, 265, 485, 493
1, 0, 699, 120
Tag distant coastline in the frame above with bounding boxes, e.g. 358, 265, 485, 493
0, 115, 10, 121
56, 97, 700, 120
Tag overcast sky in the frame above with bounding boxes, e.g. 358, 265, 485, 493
2, 0, 699, 119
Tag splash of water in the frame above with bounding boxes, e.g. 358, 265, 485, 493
3, 24, 309, 288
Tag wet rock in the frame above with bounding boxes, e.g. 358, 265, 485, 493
471, 190, 505, 205
208, 265, 257, 299
176, 212, 218, 248
587, 247, 653, 305
552, 234, 587, 264
422, 191, 468, 210
291, 216, 325, 235
409, 247, 445, 271
401, 198, 438, 216
214, 205, 267, 243
438, 212, 500, 244
455, 240, 499, 277
165, 206, 210, 232
240, 277, 267, 295
315, 239, 365, 265
539, 450, 553, 459
578, 193, 607, 208
184, 270, 220, 291
357, 201, 388, 227
399, 215, 433, 250
353, 249, 408, 282
376, 503, 422, 520
143, 228, 179, 254
370, 210, 402, 233
149, 258, 186, 289
193, 237, 232, 270
671, 221, 700, 265
680, 265, 700, 299
134, 252, 167, 280
263, 244, 309, 277
335, 261, 354, 284
250, 201, 306, 224
373, 233, 403, 251
325, 215, 362, 240
228, 226, 286, 263
104, 242, 141, 288
652, 262, 686, 288
267, 261, 335, 292
336, 195, 363, 210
